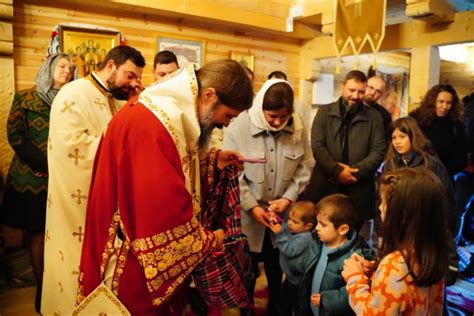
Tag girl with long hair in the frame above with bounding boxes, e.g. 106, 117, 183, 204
342, 167, 449, 315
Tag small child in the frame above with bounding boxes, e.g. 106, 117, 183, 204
342, 167, 448, 315
270, 201, 317, 315
292, 194, 373, 316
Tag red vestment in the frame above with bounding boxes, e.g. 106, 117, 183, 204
78, 100, 217, 315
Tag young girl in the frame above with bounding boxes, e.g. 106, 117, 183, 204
383, 117, 457, 236
342, 167, 449, 315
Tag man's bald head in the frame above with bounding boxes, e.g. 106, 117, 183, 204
364, 76, 386, 106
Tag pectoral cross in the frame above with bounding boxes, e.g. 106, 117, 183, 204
68, 148, 85, 165
73, 226, 85, 242
344, 0, 366, 18
71, 189, 87, 204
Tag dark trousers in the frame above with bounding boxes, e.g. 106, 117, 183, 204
279, 279, 298, 316
244, 229, 283, 314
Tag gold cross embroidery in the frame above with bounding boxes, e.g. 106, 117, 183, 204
344, 0, 366, 18
61, 100, 75, 113
47, 194, 52, 208
71, 189, 87, 204
68, 148, 85, 165
73, 226, 85, 242
93, 97, 107, 110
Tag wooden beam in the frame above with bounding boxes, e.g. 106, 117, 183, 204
107, 0, 319, 39
406, 0, 455, 23
301, 10, 474, 60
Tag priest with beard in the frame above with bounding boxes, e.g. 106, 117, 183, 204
42, 45, 145, 315
77, 60, 253, 315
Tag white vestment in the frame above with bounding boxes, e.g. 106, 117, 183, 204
42, 75, 122, 315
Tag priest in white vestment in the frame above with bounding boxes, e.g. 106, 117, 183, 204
41, 46, 145, 315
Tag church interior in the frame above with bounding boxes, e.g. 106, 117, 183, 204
0, 0, 473, 315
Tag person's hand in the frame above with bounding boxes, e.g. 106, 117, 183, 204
269, 222, 283, 234
213, 229, 225, 248
337, 162, 358, 185
310, 293, 321, 307
217, 150, 243, 171
268, 198, 292, 213
251, 206, 272, 229
351, 253, 374, 273
342, 255, 364, 280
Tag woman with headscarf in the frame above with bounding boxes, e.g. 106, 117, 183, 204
1, 53, 73, 312
223, 79, 314, 315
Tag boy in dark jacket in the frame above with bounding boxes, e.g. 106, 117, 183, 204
291, 194, 374, 316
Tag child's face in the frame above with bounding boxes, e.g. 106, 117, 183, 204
315, 213, 342, 246
391, 128, 411, 156
379, 188, 388, 222
288, 210, 312, 234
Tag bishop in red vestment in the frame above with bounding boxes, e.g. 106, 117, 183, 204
77, 61, 253, 315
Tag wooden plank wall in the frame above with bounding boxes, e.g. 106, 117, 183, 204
12, 0, 301, 93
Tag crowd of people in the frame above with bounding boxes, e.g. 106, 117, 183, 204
0, 45, 472, 316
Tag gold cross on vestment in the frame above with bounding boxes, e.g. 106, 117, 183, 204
47, 194, 52, 208
93, 97, 107, 110
71, 189, 87, 204
73, 226, 85, 242
344, 0, 366, 18
61, 100, 75, 113
68, 148, 85, 165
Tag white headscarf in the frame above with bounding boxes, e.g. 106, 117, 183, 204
248, 79, 303, 143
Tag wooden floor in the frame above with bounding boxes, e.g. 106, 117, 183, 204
0, 286, 38, 316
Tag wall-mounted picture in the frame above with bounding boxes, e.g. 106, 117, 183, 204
156, 35, 205, 69
230, 51, 254, 71
60, 26, 121, 78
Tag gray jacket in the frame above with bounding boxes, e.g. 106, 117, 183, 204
307, 99, 386, 223
223, 111, 314, 252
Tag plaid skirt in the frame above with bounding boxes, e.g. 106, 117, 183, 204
193, 166, 250, 308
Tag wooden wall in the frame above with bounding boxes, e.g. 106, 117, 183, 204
12, 0, 301, 92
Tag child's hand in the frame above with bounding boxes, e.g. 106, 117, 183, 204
310, 293, 321, 307
351, 253, 374, 273
269, 223, 282, 233
342, 256, 364, 281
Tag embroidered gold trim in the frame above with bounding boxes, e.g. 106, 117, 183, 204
72, 285, 130, 316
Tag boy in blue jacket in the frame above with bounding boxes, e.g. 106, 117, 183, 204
291, 194, 374, 316
270, 201, 317, 315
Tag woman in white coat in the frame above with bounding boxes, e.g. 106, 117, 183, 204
223, 79, 314, 315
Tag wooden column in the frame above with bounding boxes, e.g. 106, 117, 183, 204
0, 0, 14, 181
408, 46, 440, 111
